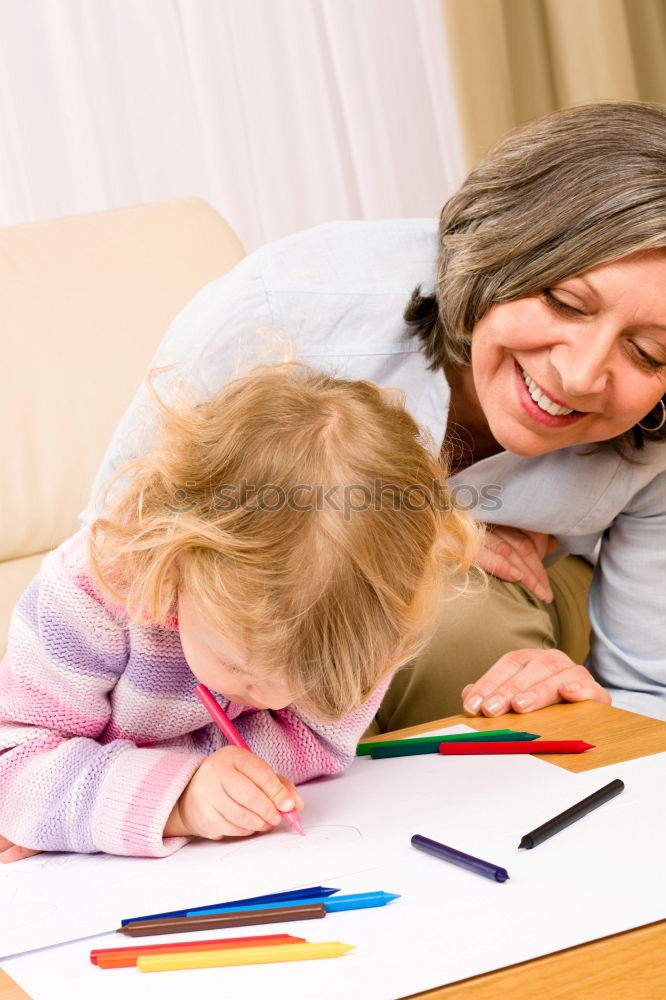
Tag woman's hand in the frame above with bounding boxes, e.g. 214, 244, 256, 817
0, 835, 41, 864
164, 746, 304, 840
461, 648, 612, 717
478, 526, 558, 602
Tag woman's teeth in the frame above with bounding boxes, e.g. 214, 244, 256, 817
521, 368, 574, 416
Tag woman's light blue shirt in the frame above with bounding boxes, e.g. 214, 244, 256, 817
84, 219, 666, 720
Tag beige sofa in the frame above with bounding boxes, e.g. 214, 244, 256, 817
0, 198, 244, 655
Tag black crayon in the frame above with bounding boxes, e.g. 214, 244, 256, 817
518, 778, 625, 849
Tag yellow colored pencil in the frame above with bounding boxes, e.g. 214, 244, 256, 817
137, 940, 355, 972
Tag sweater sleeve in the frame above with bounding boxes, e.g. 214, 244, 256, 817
0, 533, 204, 857
225, 678, 391, 786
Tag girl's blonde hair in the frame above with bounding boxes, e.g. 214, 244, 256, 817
89, 362, 480, 719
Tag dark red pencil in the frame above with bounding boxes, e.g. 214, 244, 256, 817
438, 740, 594, 755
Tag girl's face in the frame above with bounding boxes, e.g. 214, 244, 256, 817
178, 590, 293, 711
470, 249, 666, 456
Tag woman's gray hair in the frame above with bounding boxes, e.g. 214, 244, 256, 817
406, 101, 666, 449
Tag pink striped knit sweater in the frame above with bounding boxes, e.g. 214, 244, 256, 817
0, 530, 387, 857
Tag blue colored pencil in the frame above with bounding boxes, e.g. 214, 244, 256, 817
121, 886, 340, 926
411, 834, 509, 883
188, 891, 399, 917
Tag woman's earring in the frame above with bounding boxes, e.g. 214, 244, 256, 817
638, 399, 666, 433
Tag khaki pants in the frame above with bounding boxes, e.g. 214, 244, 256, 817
367, 555, 593, 735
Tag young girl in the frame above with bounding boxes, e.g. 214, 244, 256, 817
0, 361, 478, 860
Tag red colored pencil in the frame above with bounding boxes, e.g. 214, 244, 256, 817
438, 741, 594, 755
91, 933, 304, 968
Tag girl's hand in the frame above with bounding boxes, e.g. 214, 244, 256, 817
164, 746, 304, 840
461, 648, 612, 717
479, 527, 558, 602
0, 835, 41, 864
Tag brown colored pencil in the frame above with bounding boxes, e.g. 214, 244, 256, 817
117, 902, 327, 937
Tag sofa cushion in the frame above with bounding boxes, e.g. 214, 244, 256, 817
0, 197, 244, 652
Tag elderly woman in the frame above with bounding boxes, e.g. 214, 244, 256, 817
87, 101, 666, 725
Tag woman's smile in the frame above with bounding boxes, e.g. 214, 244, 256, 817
514, 361, 587, 428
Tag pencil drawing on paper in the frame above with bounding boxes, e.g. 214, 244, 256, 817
0, 892, 58, 932
218, 824, 363, 862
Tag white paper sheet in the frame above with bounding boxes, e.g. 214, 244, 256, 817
0, 726, 472, 957
2, 733, 664, 1000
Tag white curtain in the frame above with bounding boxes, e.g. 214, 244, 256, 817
0, 0, 465, 251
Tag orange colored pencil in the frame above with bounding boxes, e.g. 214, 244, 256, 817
92, 933, 304, 969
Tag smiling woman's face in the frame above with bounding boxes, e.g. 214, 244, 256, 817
469, 249, 666, 456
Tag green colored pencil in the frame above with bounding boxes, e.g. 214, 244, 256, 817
369, 735, 542, 759
356, 730, 539, 756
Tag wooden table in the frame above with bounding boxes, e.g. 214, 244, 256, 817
1, 701, 664, 1000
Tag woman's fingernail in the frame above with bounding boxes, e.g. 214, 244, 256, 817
562, 682, 580, 694
280, 798, 295, 811
514, 691, 536, 710
464, 695, 482, 714
484, 696, 504, 715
